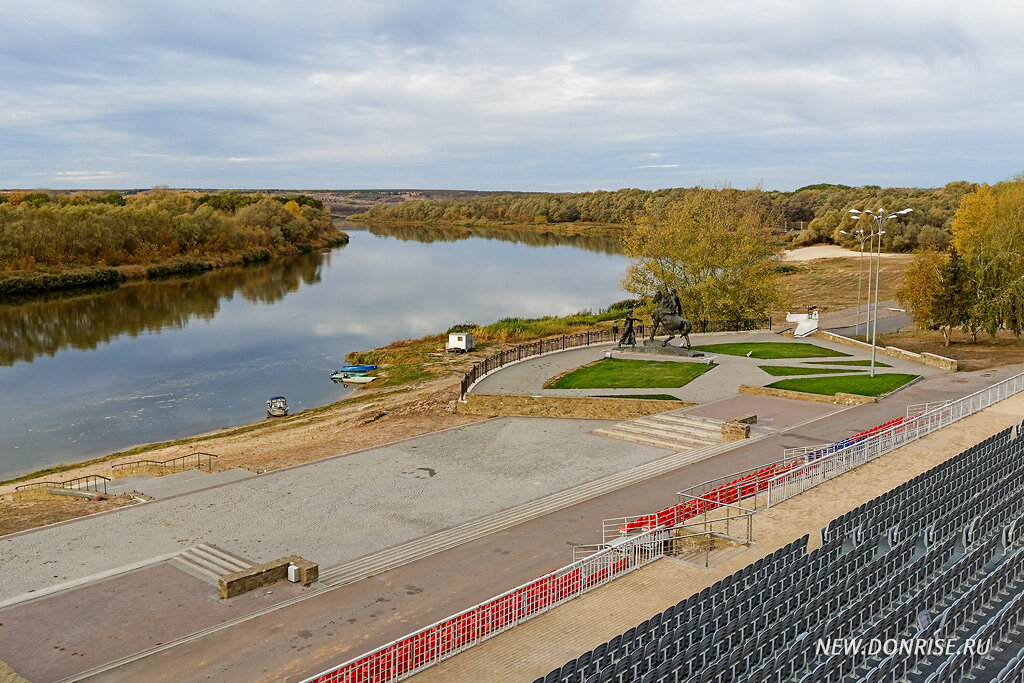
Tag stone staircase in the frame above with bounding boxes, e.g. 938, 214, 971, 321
171, 543, 254, 585
593, 412, 723, 451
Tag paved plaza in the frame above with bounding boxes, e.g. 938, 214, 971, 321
0, 417, 670, 604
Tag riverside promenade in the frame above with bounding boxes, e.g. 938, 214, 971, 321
0, 334, 1008, 682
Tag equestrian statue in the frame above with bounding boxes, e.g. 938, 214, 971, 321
648, 288, 693, 349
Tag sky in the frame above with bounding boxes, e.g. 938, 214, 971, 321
2, 1, 1023, 192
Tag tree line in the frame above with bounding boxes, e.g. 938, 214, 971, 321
0, 189, 339, 273
351, 182, 978, 253
896, 178, 1024, 345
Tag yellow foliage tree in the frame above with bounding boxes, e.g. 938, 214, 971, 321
621, 188, 782, 321
283, 200, 302, 217
895, 250, 946, 330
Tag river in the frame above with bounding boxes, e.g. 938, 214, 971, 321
0, 223, 627, 479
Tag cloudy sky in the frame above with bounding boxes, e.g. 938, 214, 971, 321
3, 1, 1022, 191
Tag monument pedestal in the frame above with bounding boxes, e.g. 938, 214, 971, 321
616, 339, 705, 358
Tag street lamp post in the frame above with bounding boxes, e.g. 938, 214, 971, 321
848, 208, 913, 377
839, 228, 867, 337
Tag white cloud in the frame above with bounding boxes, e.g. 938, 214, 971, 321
2, 1, 1023, 189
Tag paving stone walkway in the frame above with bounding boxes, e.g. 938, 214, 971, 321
0, 418, 670, 603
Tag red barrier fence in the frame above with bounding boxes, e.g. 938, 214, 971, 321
616, 416, 913, 535
302, 528, 670, 683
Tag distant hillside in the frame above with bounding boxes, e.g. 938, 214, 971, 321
346, 183, 978, 253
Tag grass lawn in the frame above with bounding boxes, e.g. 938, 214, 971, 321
804, 359, 892, 368
758, 365, 865, 377
545, 358, 715, 389
691, 342, 850, 359
766, 373, 919, 397
595, 394, 681, 400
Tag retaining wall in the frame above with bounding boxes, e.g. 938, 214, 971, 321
812, 330, 958, 371
457, 394, 693, 419
738, 384, 877, 406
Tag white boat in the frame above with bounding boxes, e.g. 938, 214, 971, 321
340, 374, 377, 385
266, 396, 289, 417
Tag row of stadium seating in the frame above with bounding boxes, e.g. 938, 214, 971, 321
535, 421, 1024, 683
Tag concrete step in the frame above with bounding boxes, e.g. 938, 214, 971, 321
594, 423, 714, 449
171, 543, 254, 585
592, 428, 700, 452
629, 420, 719, 444
642, 414, 724, 436
317, 437, 757, 588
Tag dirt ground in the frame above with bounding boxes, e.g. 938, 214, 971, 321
0, 497, 134, 536
877, 329, 1024, 372
776, 254, 912, 315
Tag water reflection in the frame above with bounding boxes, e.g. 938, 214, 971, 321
0, 253, 326, 366
356, 221, 624, 255
0, 227, 628, 478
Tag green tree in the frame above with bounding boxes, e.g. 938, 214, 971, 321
930, 247, 974, 346
621, 188, 782, 321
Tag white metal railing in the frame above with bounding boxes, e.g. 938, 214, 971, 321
906, 399, 952, 418
301, 527, 671, 683
767, 370, 1024, 507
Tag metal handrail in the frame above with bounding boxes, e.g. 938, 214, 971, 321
15, 474, 110, 494
111, 451, 218, 473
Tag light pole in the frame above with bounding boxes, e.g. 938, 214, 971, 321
848, 208, 913, 377
839, 228, 867, 337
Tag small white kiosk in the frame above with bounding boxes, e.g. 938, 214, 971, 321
446, 332, 476, 353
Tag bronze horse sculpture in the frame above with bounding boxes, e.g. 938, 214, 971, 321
649, 290, 693, 349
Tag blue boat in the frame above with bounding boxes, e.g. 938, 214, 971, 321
335, 364, 377, 373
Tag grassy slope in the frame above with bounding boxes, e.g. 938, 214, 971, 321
766, 373, 919, 396
758, 365, 865, 376
692, 342, 850, 359
546, 358, 715, 389
805, 360, 892, 368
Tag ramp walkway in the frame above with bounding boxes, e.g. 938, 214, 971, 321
410, 391, 1024, 682
106, 468, 255, 499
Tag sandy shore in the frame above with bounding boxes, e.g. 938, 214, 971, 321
782, 245, 905, 261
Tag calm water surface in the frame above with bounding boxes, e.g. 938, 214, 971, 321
0, 225, 627, 478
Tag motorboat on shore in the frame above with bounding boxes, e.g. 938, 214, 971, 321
338, 374, 378, 385
330, 364, 378, 383
266, 396, 289, 417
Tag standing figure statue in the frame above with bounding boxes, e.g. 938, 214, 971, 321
618, 308, 641, 347
649, 290, 693, 349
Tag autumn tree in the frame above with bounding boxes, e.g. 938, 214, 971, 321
951, 178, 1024, 339
895, 249, 946, 330
621, 188, 782, 321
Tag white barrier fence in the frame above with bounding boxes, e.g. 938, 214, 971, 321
767, 370, 1024, 507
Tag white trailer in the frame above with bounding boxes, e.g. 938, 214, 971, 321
446, 332, 475, 353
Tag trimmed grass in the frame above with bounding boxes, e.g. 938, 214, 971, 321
758, 365, 865, 377
766, 373, 919, 397
691, 342, 850, 359
805, 360, 892, 368
594, 394, 681, 401
545, 358, 715, 389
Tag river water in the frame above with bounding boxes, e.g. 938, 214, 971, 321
0, 224, 627, 479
